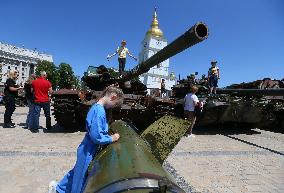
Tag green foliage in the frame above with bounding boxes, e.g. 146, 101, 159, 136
58, 63, 76, 89
35, 60, 59, 89
73, 75, 81, 89
35, 61, 82, 90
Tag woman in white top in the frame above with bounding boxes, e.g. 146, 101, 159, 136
107, 40, 137, 75
184, 86, 199, 137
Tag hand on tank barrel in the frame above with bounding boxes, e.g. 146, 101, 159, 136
111, 133, 120, 142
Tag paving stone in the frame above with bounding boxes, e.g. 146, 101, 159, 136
166, 123, 284, 193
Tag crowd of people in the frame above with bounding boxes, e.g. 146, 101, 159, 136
3, 70, 53, 132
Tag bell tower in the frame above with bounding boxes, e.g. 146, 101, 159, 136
139, 8, 176, 95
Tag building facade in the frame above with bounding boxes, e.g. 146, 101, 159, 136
139, 9, 176, 95
0, 42, 53, 85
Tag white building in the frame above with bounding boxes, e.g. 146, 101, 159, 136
0, 42, 53, 85
139, 8, 176, 95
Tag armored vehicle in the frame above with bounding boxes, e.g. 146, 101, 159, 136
52, 22, 209, 130
172, 77, 284, 130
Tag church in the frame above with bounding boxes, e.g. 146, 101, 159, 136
138, 9, 176, 95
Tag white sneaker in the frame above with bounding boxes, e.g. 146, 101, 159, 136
186, 134, 195, 138
48, 180, 58, 193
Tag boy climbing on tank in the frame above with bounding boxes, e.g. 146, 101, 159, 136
208, 60, 220, 95
48, 86, 124, 193
107, 40, 137, 75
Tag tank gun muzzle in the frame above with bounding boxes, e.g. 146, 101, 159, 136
121, 22, 209, 82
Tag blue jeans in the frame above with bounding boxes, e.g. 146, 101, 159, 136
209, 75, 218, 87
30, 102, 50, 129
25, 99, 34, 128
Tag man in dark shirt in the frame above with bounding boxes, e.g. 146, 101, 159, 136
30, 71, 53, 132
4, 70, 22, 128
161, 79, 166, 97
24, 74, 36, 129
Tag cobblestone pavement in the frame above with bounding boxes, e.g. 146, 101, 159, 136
167, 128, 284, 193
0, 106, 283, 193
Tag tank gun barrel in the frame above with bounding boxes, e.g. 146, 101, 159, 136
84, 120, 187, 193
121, 22, 209, 82
217, 88, 284, 96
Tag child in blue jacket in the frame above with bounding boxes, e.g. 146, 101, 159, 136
49, 86, 124, 193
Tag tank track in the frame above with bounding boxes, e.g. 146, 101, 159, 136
52, 90, 81, 129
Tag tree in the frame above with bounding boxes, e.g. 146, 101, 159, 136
58, 63, 76, 89
35, 60, 59, 89
73, 75, 81, 89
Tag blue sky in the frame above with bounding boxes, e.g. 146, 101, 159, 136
1, 0, 283, 87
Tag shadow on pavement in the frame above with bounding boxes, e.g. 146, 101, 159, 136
258, 127, 284, 134
194, 126, 261, 135
43, 123, 85, 133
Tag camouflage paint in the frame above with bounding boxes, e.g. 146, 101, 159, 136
141, 116, 191, 163
84, 120, 185, 193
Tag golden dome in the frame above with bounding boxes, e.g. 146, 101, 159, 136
146, 8, 164, 38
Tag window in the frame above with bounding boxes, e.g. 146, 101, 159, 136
15, 67, 17, 70
8, 66, 10, 69
22, 68, 24, 71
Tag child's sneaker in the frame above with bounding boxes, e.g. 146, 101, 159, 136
48, 180, 57, 193
186, 134, 195, 138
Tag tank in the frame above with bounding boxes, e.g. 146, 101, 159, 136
84, 116, 190, 193
172, 77, 284, 130
52, 22, 209, 130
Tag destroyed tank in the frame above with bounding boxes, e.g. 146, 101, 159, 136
172, 77, 284, 130
52, 22, 209, 130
